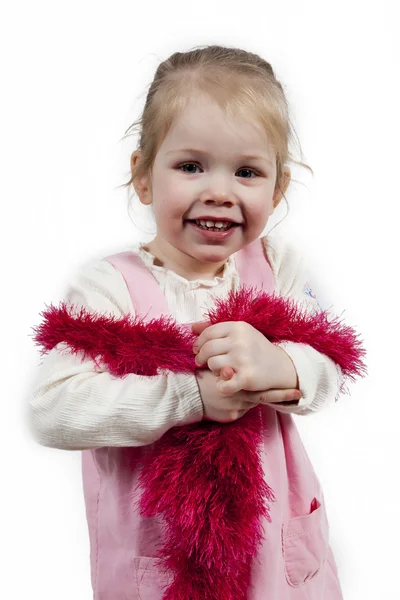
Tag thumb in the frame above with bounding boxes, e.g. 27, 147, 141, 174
217, 371, 242, 395
220, 365, 234, 381
258, 388, 302, 405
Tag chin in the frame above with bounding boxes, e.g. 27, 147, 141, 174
193, 250, 232, 265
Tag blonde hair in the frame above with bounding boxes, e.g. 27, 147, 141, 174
119, 44, 313, 201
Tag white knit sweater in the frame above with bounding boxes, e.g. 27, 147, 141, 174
29, 232, 343, 450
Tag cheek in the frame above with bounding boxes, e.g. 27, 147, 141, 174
247, 198, 273, 222
153, 177, 191, 220
166, 176, 191, 202
242, 199, 274, 238
152, 194, 187, 225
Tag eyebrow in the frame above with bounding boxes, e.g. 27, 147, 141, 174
166, 148, 274, 166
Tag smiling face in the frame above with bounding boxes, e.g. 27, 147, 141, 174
132, 93, 290, 280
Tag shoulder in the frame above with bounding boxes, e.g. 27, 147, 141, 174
261, 231, 324, 314
261, 231, 305, 297
62, 252, 135, 317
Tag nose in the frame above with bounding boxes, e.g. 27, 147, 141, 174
199, 172, 236, 207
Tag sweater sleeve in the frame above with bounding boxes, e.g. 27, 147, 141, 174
29, 258, 204, 450
261, 233, 344, 416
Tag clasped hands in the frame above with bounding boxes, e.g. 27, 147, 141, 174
192, 320, 302, 405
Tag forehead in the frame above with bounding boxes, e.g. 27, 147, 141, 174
159, 94, 275, 162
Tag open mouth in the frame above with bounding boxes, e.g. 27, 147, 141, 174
187, 219, 240, 232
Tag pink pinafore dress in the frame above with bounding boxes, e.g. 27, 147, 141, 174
81, 238, 344, 599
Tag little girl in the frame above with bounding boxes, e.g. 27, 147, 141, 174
29, 45, 349, 599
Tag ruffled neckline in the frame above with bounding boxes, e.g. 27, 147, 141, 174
136, 243, 237, 289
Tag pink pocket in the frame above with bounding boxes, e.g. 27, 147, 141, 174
282, 497, 329, 587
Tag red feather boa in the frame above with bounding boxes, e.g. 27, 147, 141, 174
32, 287, 367, 600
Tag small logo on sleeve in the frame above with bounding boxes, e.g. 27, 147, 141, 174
304, 284, 317, 300
304, 284, 323, 312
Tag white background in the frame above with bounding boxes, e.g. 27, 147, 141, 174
2, 0, 399, 598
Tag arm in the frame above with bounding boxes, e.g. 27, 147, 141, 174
262, 233, 344, 416
29, 258, 203, 450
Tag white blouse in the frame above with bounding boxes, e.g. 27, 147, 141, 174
28, 232, 343, 450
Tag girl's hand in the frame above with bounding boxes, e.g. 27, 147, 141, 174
196, 367, 302, 423
192, 320, 299, 396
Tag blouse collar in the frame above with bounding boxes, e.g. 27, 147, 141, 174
136, 243, 237, 289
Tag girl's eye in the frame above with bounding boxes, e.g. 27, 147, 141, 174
179, 163, 201, 174
236, 168, 258, 179
177, 163, 259, 178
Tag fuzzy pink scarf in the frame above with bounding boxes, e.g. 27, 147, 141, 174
32, 287, 366, 599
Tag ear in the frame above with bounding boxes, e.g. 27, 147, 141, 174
272, 167, 291, 210
131, 150, 152, 205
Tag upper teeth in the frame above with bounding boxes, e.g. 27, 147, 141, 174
196, 220, 231, 228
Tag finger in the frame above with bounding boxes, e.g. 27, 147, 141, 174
191, 321, 210, 335
217, 373, 243, 396
220, 365, 234, 380
206, 354, 235, 373
194, 338, 231, 367
192, 322, 230, 352
214, 366, 234, 389
259, 388, 302, 405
